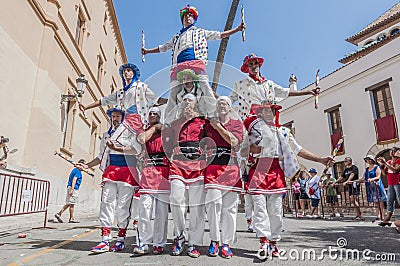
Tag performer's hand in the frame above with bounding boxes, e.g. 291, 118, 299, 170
319, 156, 334, 166
238, 22, 246, 31
209, 119, 220, 129
310, 87, 320, 96
141, 47, 148, 55
154, 123, 164, 131
249, 144, 261, 154
106, 140, 119, 152
0, 161, 7, 169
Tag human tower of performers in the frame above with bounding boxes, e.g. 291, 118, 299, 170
78, 5, 334, 259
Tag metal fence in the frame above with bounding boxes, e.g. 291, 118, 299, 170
282, 182, 396, 218
0, 173, 50, 227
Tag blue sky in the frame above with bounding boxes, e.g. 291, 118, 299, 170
114, 0, 399, 96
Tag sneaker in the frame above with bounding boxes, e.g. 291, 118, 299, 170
269, 241, 279, 257
313, 215, 321, 219
133, 220, 138, 230
306, 214, 312, 218
292, 211, 297, 218
91, 241, 109, 253
335, 213, 341, 218
247, 219, 253, 232
187, 245, 200, 258
110, 241, 125, 252
172, 236, 185, 256
221, 244, 233, 259
133, 244, 149, 255
153, 246, 164, 255
208, 241, 219, 257
54, 213, 63, 223
297, 213, 303, 218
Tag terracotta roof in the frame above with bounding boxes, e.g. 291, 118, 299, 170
340, 32, 400, 64
346, 2, 400, 45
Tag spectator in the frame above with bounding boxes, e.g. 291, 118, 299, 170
358, 155, 387, 222
322, 171, 343, 217
377, 147, 400, 226
337, 157, 362, 220
306, 168, 322, 218
298, 170, 311, 217
291, 175, 301, 218
55, 159, 86, 223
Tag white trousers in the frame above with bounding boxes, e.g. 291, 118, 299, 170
131, 196, 139, 221
244, 193, 254, 221
137, 193, 169, 247
99, 181, 134, 240
205, 189, 238, 245
170, 179, 205, 245
252, 194, 283, 241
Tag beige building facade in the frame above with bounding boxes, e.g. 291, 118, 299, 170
280, 3, 400, 182
0, 0, 127, 213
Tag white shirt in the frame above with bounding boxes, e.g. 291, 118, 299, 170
307, 175, 322, 199
158, 26, 221, 65
230, 77, 290, 120
101, 81, 157, 122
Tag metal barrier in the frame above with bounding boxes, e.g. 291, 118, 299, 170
283, 182, 382, 218
0, 173, 50, 227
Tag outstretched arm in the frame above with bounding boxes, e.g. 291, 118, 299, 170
288, 87, 320, 97
220, 22, 246, 39
142, 47, 160, 55
298, 148, 333, 166
79, 100, 101, 112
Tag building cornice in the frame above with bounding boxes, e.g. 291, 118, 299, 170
105, 0, 127, 64
340, 33, 400, 64
346, 6, 400, 45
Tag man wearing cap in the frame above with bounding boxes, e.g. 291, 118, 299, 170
306, 168, 322, 218
84, 107, 142, 253
164, 68, 216, 125
133, 107, 170, 255
163, 93, 207, 258
204, 96, 243, 259
241, 102, 333, 259
230, 53, 319, 120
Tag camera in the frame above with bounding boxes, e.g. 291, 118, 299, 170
0, 136, 9, 144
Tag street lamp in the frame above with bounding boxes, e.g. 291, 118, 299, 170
60, 74, 88, 104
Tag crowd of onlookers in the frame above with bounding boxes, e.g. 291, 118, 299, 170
282, 148, 400, 233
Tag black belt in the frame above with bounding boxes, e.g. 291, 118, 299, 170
145, 152, 168, 167
178, 141, 201, 159
209, 147, 237, 165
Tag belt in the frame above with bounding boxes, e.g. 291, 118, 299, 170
109, 154, 137, 167
145, 152, 169, 167
177, 141, 201, 159
209, 146, 237, 165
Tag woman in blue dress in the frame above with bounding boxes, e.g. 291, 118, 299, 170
358, 155, 387, 221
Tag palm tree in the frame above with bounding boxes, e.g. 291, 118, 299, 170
211, 0, 240, 93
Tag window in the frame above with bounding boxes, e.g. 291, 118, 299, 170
325, 105, 344, 155
97, 55, 104, 86
89, 122, 98, 159
75, 11, 86, 48
103, 11, 108, 35
372, 84, 394, 119
390, 28, 400, 36
377, 33, 387, 42
366, 78, 398, 144
61, 100, 77, 151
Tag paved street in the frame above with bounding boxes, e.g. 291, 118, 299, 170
1, 213, 399, 265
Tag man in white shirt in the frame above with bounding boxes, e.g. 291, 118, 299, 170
306, 168, 322, 218
230, 53, 319, 120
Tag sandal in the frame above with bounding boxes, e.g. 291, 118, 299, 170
378, 221, 392, 227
